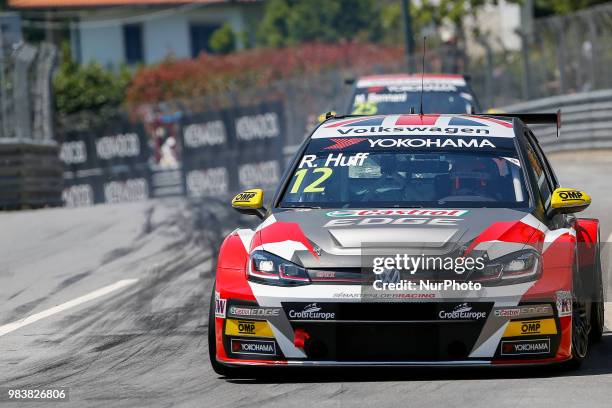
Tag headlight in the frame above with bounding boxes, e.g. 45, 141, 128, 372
474, 249, 541, 285
248, 250, 311, 286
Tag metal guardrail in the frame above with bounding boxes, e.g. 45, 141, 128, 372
501, 89, 612, 152
0, 139, 63, 209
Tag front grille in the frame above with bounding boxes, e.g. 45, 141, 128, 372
283, 302, 493, 361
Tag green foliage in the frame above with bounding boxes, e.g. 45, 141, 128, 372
378, 0, 444, 45
255, 0, 522, 48
209, 23, 237, 55
53, 43, 131, 117
256, 0, 382, 47
535, 0, 609, 14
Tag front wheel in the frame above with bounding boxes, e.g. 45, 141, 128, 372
590, 237, 604, 343
564, 262, 591, 370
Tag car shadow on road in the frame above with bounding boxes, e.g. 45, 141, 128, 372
225, 332, 612, 384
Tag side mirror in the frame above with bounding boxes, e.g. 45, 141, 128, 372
549, 187, 591, 215
231, 188, 266, 219
318, 110, 337, 123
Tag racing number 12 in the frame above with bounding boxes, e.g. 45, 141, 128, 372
290, 168, 333, 193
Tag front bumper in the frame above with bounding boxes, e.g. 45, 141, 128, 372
215, 282, 571, 367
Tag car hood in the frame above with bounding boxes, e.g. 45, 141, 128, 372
258, 208, 540, 269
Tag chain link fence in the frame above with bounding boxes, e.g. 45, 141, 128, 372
466, 2, 612, 108
145, 2, 612, 147
519, 3, 612, 101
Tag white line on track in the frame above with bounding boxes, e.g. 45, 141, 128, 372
0, 279, 138, 337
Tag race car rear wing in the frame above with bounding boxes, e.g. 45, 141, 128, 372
482, 109, 561, 138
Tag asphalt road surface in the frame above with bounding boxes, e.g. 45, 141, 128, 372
2, 152, 612, 408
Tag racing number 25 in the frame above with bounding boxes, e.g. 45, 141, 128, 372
290, 168, 333, 193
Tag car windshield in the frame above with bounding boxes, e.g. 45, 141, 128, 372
280, 136, 529, 208
350, 88, 476, 115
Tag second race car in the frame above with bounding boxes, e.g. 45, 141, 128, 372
346, 74, 481, 115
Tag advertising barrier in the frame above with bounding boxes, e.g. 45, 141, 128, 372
60, 101, 285, 206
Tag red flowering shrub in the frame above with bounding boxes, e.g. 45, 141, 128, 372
126, 42, 404, 110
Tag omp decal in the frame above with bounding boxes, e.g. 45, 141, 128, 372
503, 319, 557, 337
225, 319, 275, 337
557, 190, 586, 201
326, 209, 469, 217
233, 191, 257, 203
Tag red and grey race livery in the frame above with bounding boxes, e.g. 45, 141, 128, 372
208, 113, 603, 375
347, 74, 481, 115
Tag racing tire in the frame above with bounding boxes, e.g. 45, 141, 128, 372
564, 263, 590, 370
207, 284, 237, 377
590, 236, 604, 343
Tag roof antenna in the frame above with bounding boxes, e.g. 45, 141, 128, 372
419, 36, 426, 116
